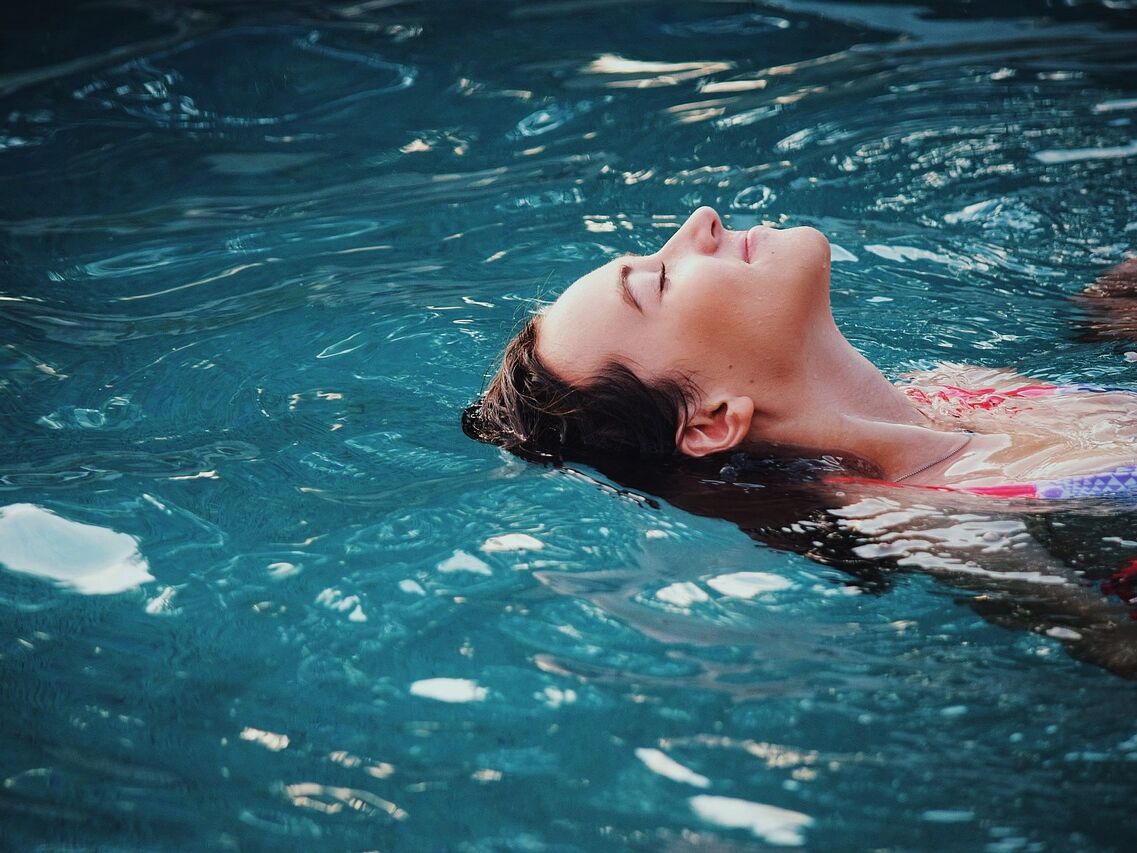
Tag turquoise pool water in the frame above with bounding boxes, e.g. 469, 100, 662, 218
3, 0, 1137, 848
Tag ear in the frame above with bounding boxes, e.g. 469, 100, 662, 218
676, 396, 755, 458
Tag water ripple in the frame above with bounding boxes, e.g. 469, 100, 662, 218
3, 2, 1137, 850
0, 441, 258, 490
72, 28, 416, 131
662, 13, 791, 38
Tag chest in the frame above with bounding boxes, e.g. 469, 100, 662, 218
903, 382, 1137, 483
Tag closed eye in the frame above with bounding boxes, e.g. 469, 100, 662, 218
619, 264, 641, 313
658, 263, 667, 296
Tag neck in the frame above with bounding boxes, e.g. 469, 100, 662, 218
746, 318, 972, 482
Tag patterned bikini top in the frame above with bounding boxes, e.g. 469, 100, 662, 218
960, 467, 1137, 500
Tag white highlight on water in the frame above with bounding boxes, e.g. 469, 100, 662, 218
689, 794, 814, 846
829, 243, 858, 262
0, 503, 153, 594
240, 727, 290, 751
1092, 98, 1137, 114
437, 549, 492, 575
316, 331, 365, 359
635, 748, 710, 788
410, 678, 487, 703
864, 244, 953, 265
537, 686, 578, 708
656, 581, 710, 607
481, 533, 544, 552
268, 561, 299, 578
316, 587, 367, 621
1033, 140, 1137, 164
706, 571, 792, 598
145, 586, 178, 614
399, 578, 426, 595
1046, 626, 1082, 640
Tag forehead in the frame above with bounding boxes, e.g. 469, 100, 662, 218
536, 258, 627, 382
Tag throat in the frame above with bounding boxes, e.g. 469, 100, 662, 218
754, 331, 975, 482
804, 333, 923, 427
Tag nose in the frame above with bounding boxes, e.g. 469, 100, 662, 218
660, 206, 721, 258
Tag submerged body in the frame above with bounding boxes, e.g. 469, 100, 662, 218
864, 365, 1137, 498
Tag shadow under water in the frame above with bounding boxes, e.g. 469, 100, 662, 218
555, 449, 1137, 679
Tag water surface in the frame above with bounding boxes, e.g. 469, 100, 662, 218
2, 0, 1137, 849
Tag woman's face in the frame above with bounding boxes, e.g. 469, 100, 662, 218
537, 207, 834, 411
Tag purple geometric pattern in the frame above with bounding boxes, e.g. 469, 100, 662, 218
1035, 465, 1137, 500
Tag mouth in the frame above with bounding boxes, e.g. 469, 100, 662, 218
744, 225, 768, 264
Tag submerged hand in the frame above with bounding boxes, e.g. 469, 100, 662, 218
1073, 255, 1137, 342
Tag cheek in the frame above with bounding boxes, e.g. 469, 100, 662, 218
611, 311, 699, 381
647, 303, 730, 375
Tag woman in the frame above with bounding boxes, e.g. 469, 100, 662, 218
464, 208, 1137, 676
465, 206, 1137, 500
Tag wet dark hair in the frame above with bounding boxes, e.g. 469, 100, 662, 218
461, 315, 885, 481
462, 315, 698, 462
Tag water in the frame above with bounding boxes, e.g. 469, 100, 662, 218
2, 0, 1137, 848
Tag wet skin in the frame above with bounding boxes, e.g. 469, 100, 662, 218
538, 206, 833, 392
537, 207, 837, 455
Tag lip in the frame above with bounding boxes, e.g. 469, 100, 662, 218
744, 225, 769, 264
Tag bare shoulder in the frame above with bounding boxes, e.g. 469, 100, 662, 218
1081, 255, 1137, 298
1072, 255, 1137, 341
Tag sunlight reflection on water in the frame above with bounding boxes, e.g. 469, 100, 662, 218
2, 0, 1137, 850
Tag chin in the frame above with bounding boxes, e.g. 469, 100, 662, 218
784, 225, 831, 268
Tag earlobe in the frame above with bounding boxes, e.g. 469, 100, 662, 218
676, 396, 755, 457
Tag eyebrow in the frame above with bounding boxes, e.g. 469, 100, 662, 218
619, 263, 643, 314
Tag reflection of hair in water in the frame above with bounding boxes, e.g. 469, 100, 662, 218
525, 447, 1137, 679
568, 449, 896, 587
717, 450, 880, 485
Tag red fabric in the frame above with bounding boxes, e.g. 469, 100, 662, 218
825, 476, 1037, 499
954, 483, 1039, 498
1102, 558, 1137, 618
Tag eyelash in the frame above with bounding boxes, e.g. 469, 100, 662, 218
659, 263, 667, 295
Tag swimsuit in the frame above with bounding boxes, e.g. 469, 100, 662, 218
902, 381, 1124, 416
830, 469, 1137, 500
956, 466, 1137, 500
845, 382, 1137, 501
